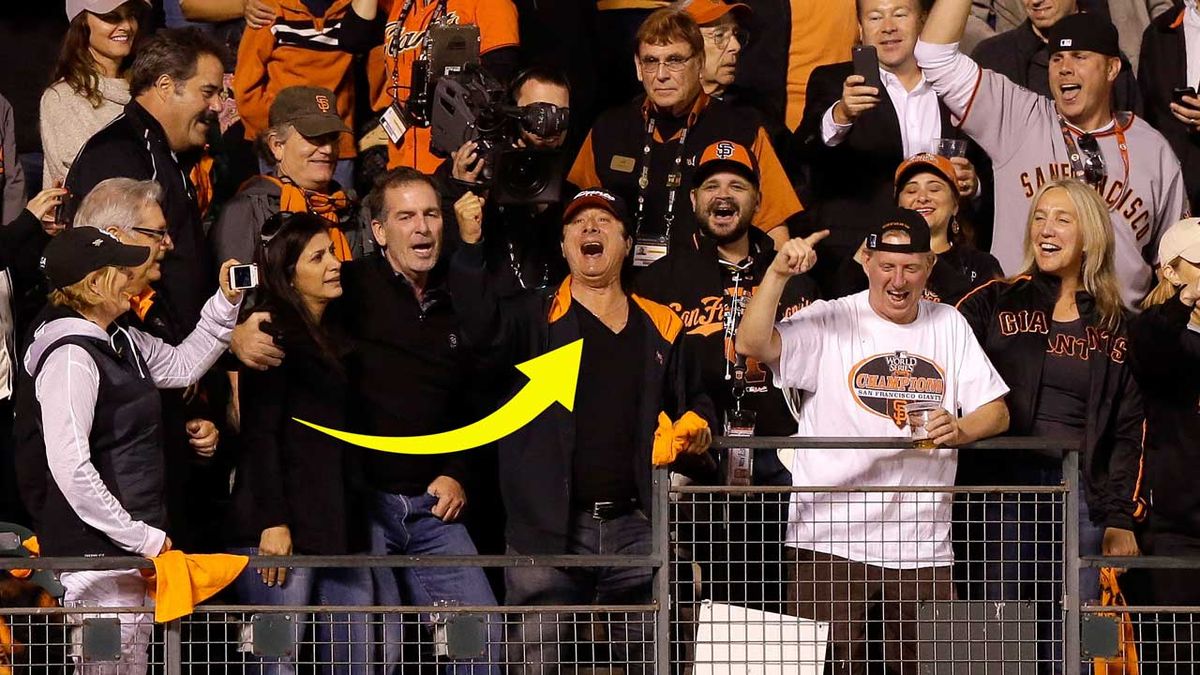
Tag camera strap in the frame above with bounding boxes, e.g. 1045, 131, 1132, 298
634, 116, 691, 242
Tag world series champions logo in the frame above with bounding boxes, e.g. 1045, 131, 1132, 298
848, 351, 946, 427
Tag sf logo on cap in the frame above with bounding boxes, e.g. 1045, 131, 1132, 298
715, 141, 735, 159
1059, 39, 1072, 47
315, 95, 332, 112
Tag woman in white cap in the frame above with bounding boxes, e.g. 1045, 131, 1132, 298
40, 0, 149, 187
1127, 217, 1200, 669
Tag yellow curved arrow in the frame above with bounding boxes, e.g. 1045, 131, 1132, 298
293, 339, 583, 454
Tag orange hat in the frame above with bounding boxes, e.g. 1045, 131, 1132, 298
894, 152, 959, 200
693, 140, 759, 187
683, 0, 750, 24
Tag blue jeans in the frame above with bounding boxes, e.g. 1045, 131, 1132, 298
504, 510, 654, 675
980, 467, 1105, 675
369, 491, 502, 675
229, 548, 376, 675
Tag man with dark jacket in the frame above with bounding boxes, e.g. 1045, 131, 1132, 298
798, 0, 982, 291
62, 28, 229, 552
634, 141, 818, 611
1139, 2, 1200, 208
972, 0, 1142, 112
450, 186, 715, 673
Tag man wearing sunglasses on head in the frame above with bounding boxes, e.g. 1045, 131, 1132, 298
917, 0, 1188, 308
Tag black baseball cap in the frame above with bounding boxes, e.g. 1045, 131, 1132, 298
693, 140, 760, 188
40, 228, 151, 290
1047, 13, 1121, 58
864, 207, 932, 254
269, 86, 351, 138
562, 188, 630, 225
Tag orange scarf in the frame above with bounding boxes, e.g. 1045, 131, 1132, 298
265, 176, 354, 261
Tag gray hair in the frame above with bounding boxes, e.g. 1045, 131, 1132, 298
73, 178, 163, 233
257, 122, 296, 166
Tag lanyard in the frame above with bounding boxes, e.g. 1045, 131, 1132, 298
386, 0, 447, 102
720, 257, 754, 406
634, 116, 691, 239
1057, 114, 1131, 211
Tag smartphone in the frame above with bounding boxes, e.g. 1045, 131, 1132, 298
228, 263, 259, 291
56, 191, 80, 228
852, 45, 885, 91
1173, 86, 1197, 106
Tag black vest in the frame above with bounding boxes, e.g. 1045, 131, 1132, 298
16, 320, 165, 557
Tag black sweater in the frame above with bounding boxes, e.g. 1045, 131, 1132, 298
1128, 293, 1200, 538
229, 307, 365, 554
338, 254, 478, 496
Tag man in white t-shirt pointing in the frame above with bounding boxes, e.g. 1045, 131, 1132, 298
737, 208, 1010, 675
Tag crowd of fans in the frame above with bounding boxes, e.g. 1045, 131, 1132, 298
0, 0, 1199, 672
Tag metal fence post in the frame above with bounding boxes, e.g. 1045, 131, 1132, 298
653, 466, 671, 673
1063, 448, 1081, 675
165, 619, 182, 675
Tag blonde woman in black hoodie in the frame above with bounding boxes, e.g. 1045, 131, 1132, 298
1128, 217, 1200, 674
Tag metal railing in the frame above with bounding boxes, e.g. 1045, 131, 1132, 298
0, 437, 1195, 673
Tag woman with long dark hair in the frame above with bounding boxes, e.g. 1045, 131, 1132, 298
40, 0, 148, 186
226, 212, 373, 674
956, 178, 1143, 668
835, 153, 1001, 303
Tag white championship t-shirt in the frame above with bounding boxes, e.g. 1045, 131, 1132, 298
773, 291, 1009, 569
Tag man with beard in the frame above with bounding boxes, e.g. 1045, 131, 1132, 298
634, 140, 819, 612
64, 29, 231, 550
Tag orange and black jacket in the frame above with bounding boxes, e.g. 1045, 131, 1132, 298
449, 241, 716, 554
956, 273, 1146, 530
569, 94, 802, 249
233, 0, 359, 159
1127, 290, 1200, 539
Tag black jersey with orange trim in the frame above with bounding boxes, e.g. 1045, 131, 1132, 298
955, 272, 1146, 529
569, 94, 802, 249
633, 227, 819, 483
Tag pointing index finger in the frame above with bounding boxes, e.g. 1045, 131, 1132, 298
803, 230, 831, 246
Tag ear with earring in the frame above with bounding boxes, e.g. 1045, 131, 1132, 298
950, 217, 960, 236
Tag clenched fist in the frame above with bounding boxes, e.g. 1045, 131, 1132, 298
454, 191, 485, 245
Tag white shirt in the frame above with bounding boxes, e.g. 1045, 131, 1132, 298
821, 66, 944, 157
772, 292, 1009, 569
1185, 0, 1200, 92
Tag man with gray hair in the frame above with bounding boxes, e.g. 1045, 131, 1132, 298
18, 178, 224, 550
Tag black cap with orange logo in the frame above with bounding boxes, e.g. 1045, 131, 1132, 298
692, 140, 760, 188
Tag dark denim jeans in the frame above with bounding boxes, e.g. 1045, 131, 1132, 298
369, 491, 502, 675
504, 509, 655, 675
229, 548, 376, 675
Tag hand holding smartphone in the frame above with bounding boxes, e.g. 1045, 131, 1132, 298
852, 45, 885, 91
228, 263, 259, 291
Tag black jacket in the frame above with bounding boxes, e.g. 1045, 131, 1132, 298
1127, 292, 1200, 538
956, 273, 1146, 530
633, 228, 818, 484
797, 62, 971, 264
65, 101, 215, 336
449, 242, 716, 553
973, 19, 1142, 116
1139, 3, 1200, 209
338, 254, 478, 496
228, 305, 365, 554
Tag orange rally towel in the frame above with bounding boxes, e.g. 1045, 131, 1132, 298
652, 411, 710, 466
149, 551, 248, 623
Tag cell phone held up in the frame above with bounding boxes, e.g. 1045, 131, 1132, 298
228, 263, 259, 291
852, 45, 885, 92
1173, 87, 1197, 107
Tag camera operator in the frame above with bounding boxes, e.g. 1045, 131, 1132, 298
442, 66, 572, 298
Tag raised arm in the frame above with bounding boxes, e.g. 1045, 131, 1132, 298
736, 231, 827, 365
921, 0, 973, 45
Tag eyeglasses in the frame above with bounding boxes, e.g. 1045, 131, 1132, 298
638, 54, 694, 74
130, 226, 169, 242
702, 27, 749, 50
260, 212, 298, 246
1077, 133, 1107, 186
